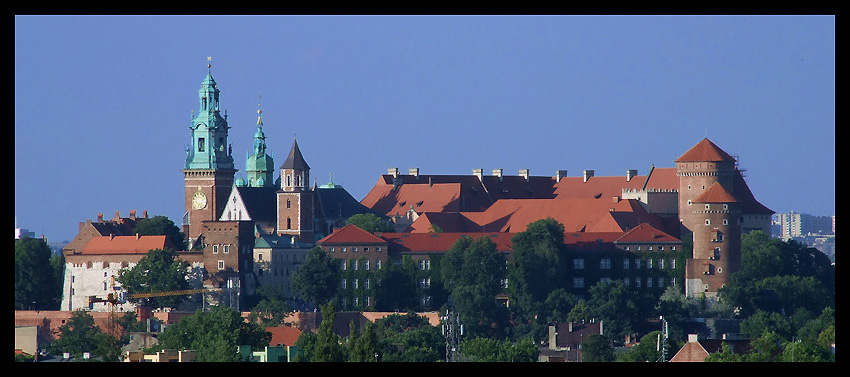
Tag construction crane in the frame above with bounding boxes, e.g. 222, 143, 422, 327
88, 288, 222, 337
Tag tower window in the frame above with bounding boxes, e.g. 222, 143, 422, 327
287, 199, 291, 209
287, 217, 292, 230
198, 138, 205, 152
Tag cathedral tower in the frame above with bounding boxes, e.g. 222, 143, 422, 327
182, 61, 236, 245
277, 138, 314, 243
244, 103, 275, 187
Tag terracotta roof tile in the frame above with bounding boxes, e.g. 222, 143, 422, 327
382, 232, 515, 253
675, 138, 736, 162
266, 326, 302, 347
615, 223, 680, 243
316, 224, 388, 245
79, 235, 175, 254
692, 182, 739, 203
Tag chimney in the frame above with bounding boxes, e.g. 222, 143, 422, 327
688, 334, 699, 343
556, 170, 568, 182
114, 210, 120, 221
388, 167, 400, 178
473, 168, 483, 180
492, 168, 503, 180
97, 213, 103, 223
519, 169, 529, 181
143, 210, 148, 218
409, 168, 419, 179
130, 210, 137, 220
109, 234, 115, 240
583, 170, 594, 182
613, 196, 620, 203
627, 169, 638, 181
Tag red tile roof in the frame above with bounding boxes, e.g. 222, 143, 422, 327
675, 138, 736, 162
266, 326, 302, 347
78, 235, 175, 254
382, 232, 516, 253
316, 224, 388, 245
615, 223, 680, 244
554, 168, 678, 199
692, 182, 739, 203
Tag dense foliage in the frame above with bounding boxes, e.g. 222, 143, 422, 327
15, 237, 63, 310
345, 213, 395, 233
156, 305, 271, 362
132, 215, 187, 250
290, 247, 341, 308
116, 248, 191, 309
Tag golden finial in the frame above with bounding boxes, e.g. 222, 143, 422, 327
207, 56, 212, 69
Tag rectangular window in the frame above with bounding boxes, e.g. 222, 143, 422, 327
224, 245, 230, 253
218, 260, 224, 270
213, 245, 219, 254
573, 258, 585, 270
647, 259, 653, 269
635, 259, 642, 269
364, 260, 370, 270
341, 279, 347, 289
377, 260, 382, 270
353, 247, 358, 252
600, 258, 611, 269
623, 259, 630, 269
341, 260, 347, 270
573, 277, 584, 288
353, 260, 358, 270
671, 259, 676, 269
198, 138, 205, 152
365, 278, 370, 289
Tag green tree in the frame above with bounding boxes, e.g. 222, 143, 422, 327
373, 312, 443, 362
116, 248, 191, 309
48, 310, 123, 361
133, 215, 187, 250
374, 257, 418, 312
617, 331, 663, 362
312, 302, 346, 362
348, 321, 378, 362
704, 341, 744, 362
585, 280, 654, 340
15, 237, 62, 310
460, 337, 538, 362
247, 285, 292, 327
346, 213, 395, 233
156, 305, 270, 362
508, 218, 567, 303
290, 247, 341, 308
580, 333, 614, 362
441, 235, 508, 338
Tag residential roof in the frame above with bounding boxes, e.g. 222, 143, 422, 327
614, 222, 680, 244
316, 224, 388, 245
675, 138, 736, 163
79, 235, 176, 254
361, 181, 463, 217
266, 326, 302, 347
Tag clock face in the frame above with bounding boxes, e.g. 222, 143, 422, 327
192, 191, 208, 210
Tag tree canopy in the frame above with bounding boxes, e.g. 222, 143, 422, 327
15, 237, 63, 310
156, 305, 270, 362
290, 247, 341, 309
116, 248, 191, 309
132, 215, 186, 250
346, 213, 395, 233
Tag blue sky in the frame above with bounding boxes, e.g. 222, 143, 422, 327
15, 15, 835, 243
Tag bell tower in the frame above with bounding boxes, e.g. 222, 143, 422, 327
182, 58, 236, 246
277, 138, 314, 243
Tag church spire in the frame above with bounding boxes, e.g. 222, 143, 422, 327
245, 93, 274, 187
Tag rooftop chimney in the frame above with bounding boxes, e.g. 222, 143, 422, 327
388, 167, 400, 178
627, 169, 638, 181
473, 168, 483, 180
556, 170, 568, 182
492, 168, 503, 180
130, 210, 137, 220
409, 168, 419, 179
114, 210, 120, 221
519, 169, 530, 181
143, 210, 148, 218
583, 170, 595, 182
97, 213, 103, 223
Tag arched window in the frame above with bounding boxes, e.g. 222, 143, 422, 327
286, 199, 291, 209
287, 217, 292, 230
286, 175, 291, 187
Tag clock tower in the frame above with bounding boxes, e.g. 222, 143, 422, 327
182, 60, 236, 246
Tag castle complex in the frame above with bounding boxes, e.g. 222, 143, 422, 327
62, 65, 774, 313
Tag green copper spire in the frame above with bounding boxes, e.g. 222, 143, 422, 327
185, 58, 235, 170
245, 96, 275, 187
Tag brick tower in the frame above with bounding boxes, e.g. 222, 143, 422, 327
675, 138, 740, 298
182, 61, 236, 246
277, 138, 314, 243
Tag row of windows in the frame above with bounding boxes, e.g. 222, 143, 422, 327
340, 296, 372, 308
341, 278, 371, 290
212, 244, 231, 254
622, 245, 676, 251
329, 246, 383, 253
573, 276, 675, 289
574, 257, 677, 270
341, 259, 382, 271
